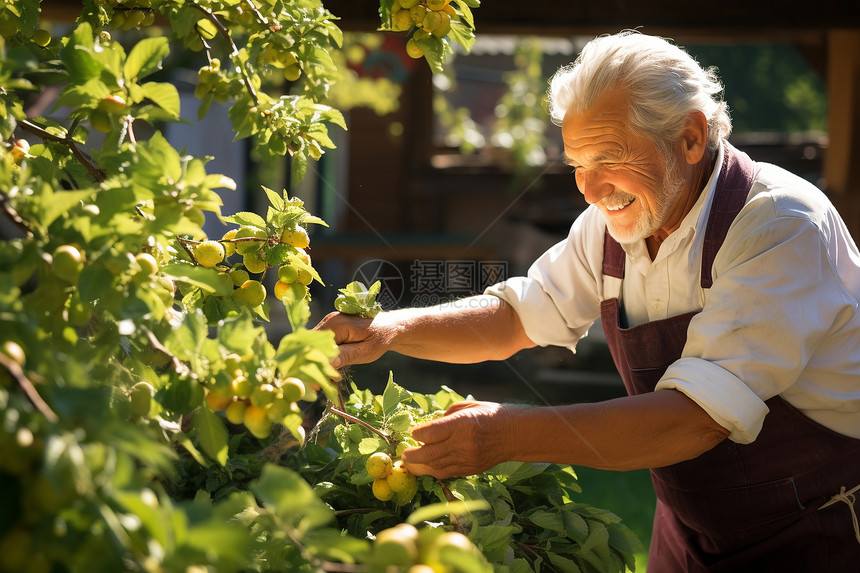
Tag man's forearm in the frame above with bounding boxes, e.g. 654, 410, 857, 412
505, 389, 730, 471
384, 295, 535, 364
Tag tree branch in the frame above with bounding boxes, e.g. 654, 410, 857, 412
0, 352, 58, 423
0, 190, 34, 238
19, 119, 105, 182
328, 405, 393, 447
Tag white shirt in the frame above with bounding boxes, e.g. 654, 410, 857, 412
486, 143, 860, 444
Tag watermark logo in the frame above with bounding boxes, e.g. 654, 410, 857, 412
352, 259, 405, 309
353, 259, 509, 309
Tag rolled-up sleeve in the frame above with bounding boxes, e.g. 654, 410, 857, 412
657, 196, 859, 443
485, 207, 607, 350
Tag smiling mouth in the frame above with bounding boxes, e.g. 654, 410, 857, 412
604, 197, 635, 211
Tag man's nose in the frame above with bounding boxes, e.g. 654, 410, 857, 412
576, 170, 613, 205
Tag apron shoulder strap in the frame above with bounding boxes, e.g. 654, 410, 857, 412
601, 142, 757, 287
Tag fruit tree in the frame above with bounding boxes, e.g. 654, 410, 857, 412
0, 1, 643, 571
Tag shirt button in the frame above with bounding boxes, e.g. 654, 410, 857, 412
651, 302, 664, 313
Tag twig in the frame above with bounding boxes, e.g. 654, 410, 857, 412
328, 405, 392, 446
142, 327, 191, 377
19, 119, 105, 182
190, 4, 261, 107
0, 353, 58, 423
333, 508, 374, 518
257, 426, 300, 462
438, 479, 462, 531
0, 191, 34, 238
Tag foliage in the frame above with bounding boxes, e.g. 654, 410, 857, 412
0, 1, 641, 572
334, 280, 383, 318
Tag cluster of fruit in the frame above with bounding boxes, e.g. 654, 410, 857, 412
194, 58, 231, 103
370, 523, 489, 573
191, 222, 313, 308
48, 242, 176, 327
204, 354, 306, 439
263, 43, 302, 82
101, 0, 156, 31
366, 451, 418, 504
387, 0, 455, 58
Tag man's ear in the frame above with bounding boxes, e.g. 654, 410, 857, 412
680, 111, 709, 165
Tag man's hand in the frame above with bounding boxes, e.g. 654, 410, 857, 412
312, 311, 395, 369
401, 401, 516, 479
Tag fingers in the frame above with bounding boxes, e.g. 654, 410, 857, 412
401, 444, 462, 479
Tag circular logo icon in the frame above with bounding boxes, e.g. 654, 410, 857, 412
352, 259, 404, 309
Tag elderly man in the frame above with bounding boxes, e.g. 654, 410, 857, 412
315, 32, 860, 571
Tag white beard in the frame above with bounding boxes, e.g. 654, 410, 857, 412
605, 154, 684, 244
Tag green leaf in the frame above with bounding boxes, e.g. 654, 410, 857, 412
141, 82, 180, 119
194, 406, 229, 465
251, 464, 333, 530
303, 528, 371, 563
263, 186, 284, 210
61, 23, 101, 83
405, 499, 490, 525
162, 262, 233, 296
357, 437, 385, 455
547, 552, 582, 573
124, 37, 170, 81
223, 211, 267, 229
526, 508, 565, 532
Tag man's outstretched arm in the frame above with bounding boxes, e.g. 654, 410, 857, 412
313, 294, 536, 369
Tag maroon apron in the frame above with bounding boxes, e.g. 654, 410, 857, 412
600, 144, 860, 572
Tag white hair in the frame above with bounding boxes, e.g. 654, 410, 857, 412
547, 31, 732, 153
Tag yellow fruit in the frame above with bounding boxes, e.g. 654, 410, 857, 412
135, 252, 159, 278
231, 374, 252, 398
281, 226, 310, 249
372, 478, 394, 501
52, 245, 84, 283
409, 5, 428, 25
205, 391, 233, 411
374, 523, 419, 566
283, 64, 301, 82
399, 0, 421, 7
293, 268, 310, 287
426, 0, 450, 10
234, 279, 266, 306
395, 477, 419, 505
242, 252, 267, 274
386, 460, 416, 492
194, 240, 225, 268
225, 400, 247, 424
425, 531, 478, 566
366, 452, 393, 479
97, 94, 127, 115
424, 11, 451, 37
407, 566, 436, 573
277, 264, 299, 284
273, 280, 290, 300
280, 377, 305, 402
221, 229, 239, 257
250, 383, 277, 408
33, 28, 51, 47
2, 341, 25, 366
229, 267, 250, 287
243, 405, 272, 438
406, 38, 424, 59
129, 381, 154, 419
391, 8, 414, 31
235, 227, 267, 255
